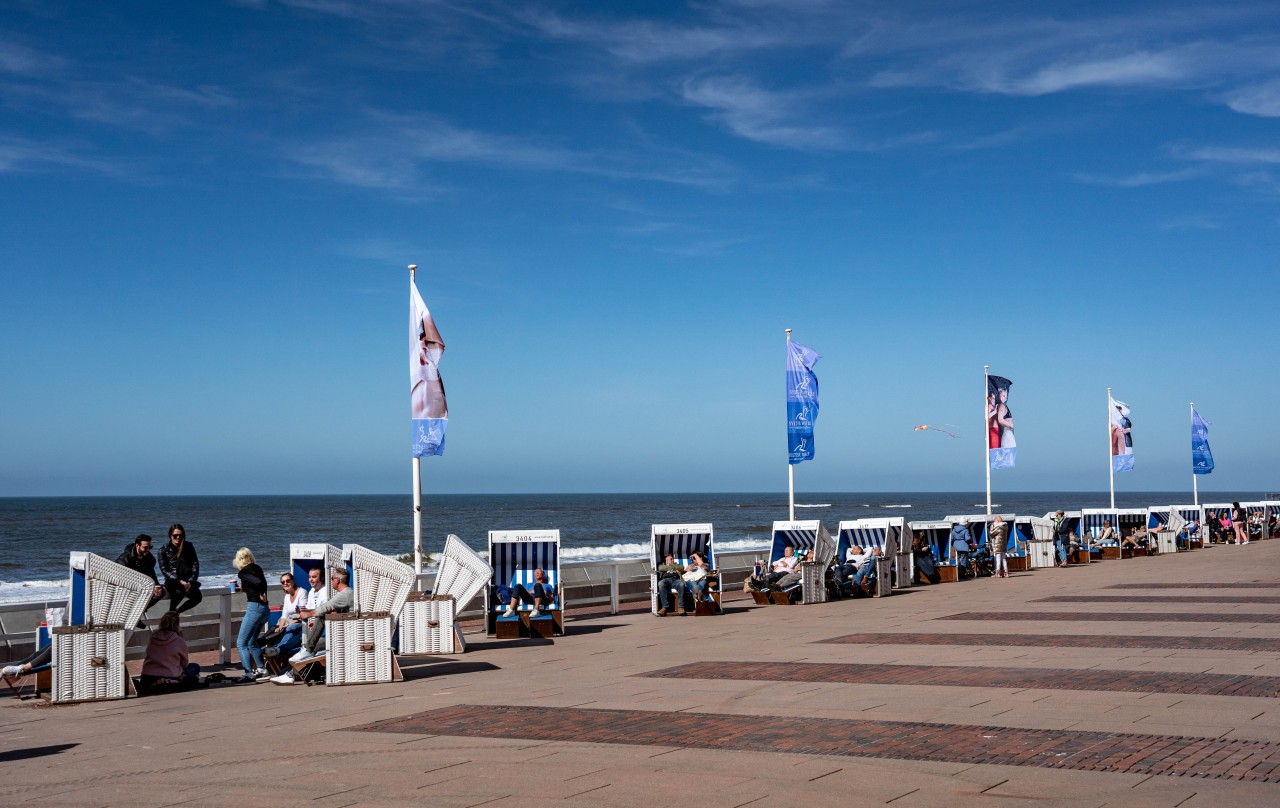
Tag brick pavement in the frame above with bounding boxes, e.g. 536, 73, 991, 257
1107, 583, 1280, 589
1036, 595, 1280, 604
638, 660, 1280, 698
817, 632, 1280, 652
351, 704, 1280, 784
938, 611, 1280, 623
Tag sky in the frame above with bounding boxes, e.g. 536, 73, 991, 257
1, 0, 1278, 497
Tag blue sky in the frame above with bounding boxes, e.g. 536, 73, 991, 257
2, 0, 1277, 496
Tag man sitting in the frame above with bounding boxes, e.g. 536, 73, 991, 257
115, 533, 166, 628
839, 545, 881, 594
654, 554, 686, 616
271, 568, 352, 684
501, 567, 554, 620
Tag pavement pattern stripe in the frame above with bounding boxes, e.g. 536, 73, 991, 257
938, 611, 1280, 623
815, 632, 1280, 652
1106, 583, 1280, 589
1035, 595, 1280, 604
636, 661, 1280, 698
350, 704, 1280, 783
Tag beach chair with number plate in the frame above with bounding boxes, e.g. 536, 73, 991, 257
486, 530, 563, 638
650, 523, 719, 616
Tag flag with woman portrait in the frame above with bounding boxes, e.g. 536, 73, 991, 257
1109, 395, 1133, 472
987, 374, 1016, 470
410, 279, 448, 457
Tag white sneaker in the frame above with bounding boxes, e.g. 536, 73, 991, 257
253, 668, 271, 681
288, 649, 311, 663
2, 665, 22, 677
529, 608, 540, 619
502, 605, 515, 618
271, 671, 296, 685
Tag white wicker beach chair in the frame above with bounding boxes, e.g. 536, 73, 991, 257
401, 534, 492, 654
50, 624, 133, 703
324, 545, 415, 686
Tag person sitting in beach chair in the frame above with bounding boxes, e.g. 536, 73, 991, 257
273, 569, 352, 684
1095, 520, 1116, 545
681, 552, 711, 609
262, 571, 309, 673
837, 545, 880, 595
1177, 519, 1199, 550
115, 533, 165, 627
2, 645, 52, 694
501, 567, 555, 620
1124, 527, 1150, 552
654, 555, 687, 616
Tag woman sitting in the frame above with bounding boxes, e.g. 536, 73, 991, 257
139, 611, 202, 695
681, 552, 710, 607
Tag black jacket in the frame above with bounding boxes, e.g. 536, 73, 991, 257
115, 543, 159, 584
159, 539, 200, 585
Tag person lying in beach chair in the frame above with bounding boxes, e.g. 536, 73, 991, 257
2, 645, 52, 696
837, 545, 880, 596
747, 546, 801, 592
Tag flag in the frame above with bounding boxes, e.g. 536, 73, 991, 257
1192, 408, 1214, 474
1109, 395, 1133, 473
786, 340, 821, 465
410, 279, 447, 457
987, 374, 1016, 470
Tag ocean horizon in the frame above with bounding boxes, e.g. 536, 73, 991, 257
0, 491, 1267, 605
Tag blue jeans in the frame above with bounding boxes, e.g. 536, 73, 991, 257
657, 577, 685, 609
237, 601, 269, 673
271, 621, 304, 657
1055, 538, 1070, 563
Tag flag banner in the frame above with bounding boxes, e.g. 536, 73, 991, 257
1109, 395, 1133, 473
1191, 408, 1214, 474
410, 280, 448, 457
987, 374, 1016, 470
786, 340, 821, 465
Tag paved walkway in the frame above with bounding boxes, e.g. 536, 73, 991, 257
3, 541, 1280, 807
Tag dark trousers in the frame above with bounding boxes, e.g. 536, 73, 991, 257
166, 581, 203, 614
513, 582, 552, 607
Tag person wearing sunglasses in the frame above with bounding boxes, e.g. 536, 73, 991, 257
159, 524, 202, 614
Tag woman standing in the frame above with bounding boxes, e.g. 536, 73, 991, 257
989, 516, 1010, 579
1231, 502, 1249, 545
233, 548, 270, 683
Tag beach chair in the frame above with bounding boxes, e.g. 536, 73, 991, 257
908, 520, 956, 581
1027, 517, 1056, 568
486, 530, 562, 637
755, 521, 834, 605
1241, 502, 1268, 542
1039, 511, 1083, 564
289, 543, 343, 596
1080, 510, 1121, 559
1145, 507, 1177, 555
1008, 517, 1036, 571
650, 524, 719, 616
1172, 506, 1203, 549
1201, 503, 1234, 543
51, 553, 155, 703
401, 534, 493, 654
323, 545, 415, 686
836, 518, 905, 596
2, 624, 52, 699
942, 513, 1017, 578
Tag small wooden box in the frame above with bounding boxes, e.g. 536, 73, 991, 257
494, 616, 523, 639
770, 590, 795, 605
937, 564, 958, 583
1007, 555, 1030, 572
1100, 546, 1122, 561
1069, 549, 1091, 565
694, 600, 717, 616
527, 617, 555, 638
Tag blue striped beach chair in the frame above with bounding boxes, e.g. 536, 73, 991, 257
650, 523, 718, 615
1171, 505, 1203, 548
1264, 501, 1280, 541
907, 520, 955, 581
1080, 509, 1120, 559
942, 513, 1019, 576
836, 518, 907, 594
760, 521, 834, 604
1241, 501, 1268, 542
289, 543, 343, 602
486, 530, 562, 637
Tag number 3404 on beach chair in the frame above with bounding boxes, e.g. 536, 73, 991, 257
486, 530, 563, 639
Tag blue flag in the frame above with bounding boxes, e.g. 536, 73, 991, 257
1191, 408, 1214, 474
786, 340, 821, 465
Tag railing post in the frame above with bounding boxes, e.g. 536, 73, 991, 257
610, 564, 620, 615
218, 592, 231, 665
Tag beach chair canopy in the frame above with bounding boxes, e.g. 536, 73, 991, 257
1009, 517, 1038, 554
942, 513, 1017, 551
907, 520, 953, 563
1166, 509, 1187, 537
342, 544, 415, 617
770, 520, 835, 566
650, 523, 714, 569
1028, 517, 1055, 542
68, 552, 155, 629
489, 529, 561, 611
1041, 511, 1082, 538
290, 543, 343, 595
1146, 507, 1170, 530
433, 534, 493, 612
836, 518, 904, 564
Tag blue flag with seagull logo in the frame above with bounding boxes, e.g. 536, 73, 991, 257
1191, 408, 1213, 474
787, 340, 821, 465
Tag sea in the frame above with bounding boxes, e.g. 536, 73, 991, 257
0, 491, 1261, 605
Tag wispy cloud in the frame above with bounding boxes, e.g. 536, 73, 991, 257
1224, 79, 1280, 117
0, 136, 122, 175
1070, 167, 1206, 187
681, 75, 847, 149
1187, 145, 1280, 165
1158, 214, 1222, 230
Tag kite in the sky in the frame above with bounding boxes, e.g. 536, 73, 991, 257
914, 424, 960, 439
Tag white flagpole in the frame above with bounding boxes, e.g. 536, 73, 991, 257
984, 366, 992, 515
1191, 402, 1199, 508
1107, 387, 1115, 510
410, 264, 423, 581
786, 328, 795, 521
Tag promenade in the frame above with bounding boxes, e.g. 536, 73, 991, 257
3, 542, 1280, 807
